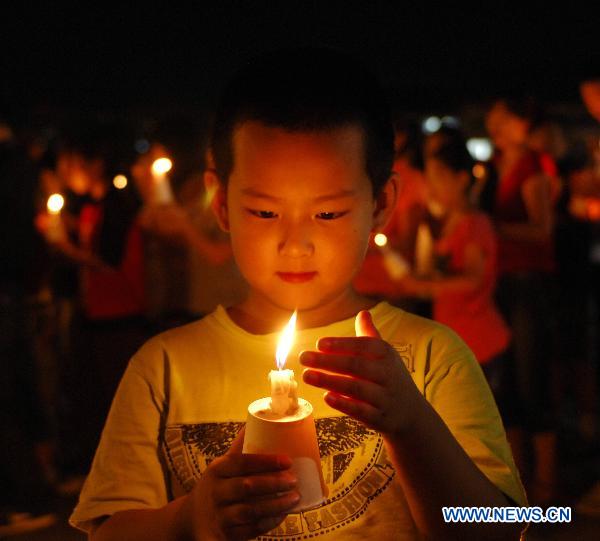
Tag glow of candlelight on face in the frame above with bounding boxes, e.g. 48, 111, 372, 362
151, 157, 172, 176
47, 194, 64, 215
270, 311, 299, 416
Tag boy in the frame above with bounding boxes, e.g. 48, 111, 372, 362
70, 49, 527, 540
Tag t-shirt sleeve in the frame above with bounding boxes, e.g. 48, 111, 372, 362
423, 326, 527, 507
69, 340, 169, 533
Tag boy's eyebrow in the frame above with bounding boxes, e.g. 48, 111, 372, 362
312, 189, 357, 203
240, 187, 357, 202
240, 188, 282, 201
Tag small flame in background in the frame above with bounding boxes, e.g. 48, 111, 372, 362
151, 157, 172, 176
275, 310, 297, 370
47, 193, 64, 214
113, 174, 128, 189
374, 233, 388, 247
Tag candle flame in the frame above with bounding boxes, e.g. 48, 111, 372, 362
151, 157, 172, 176
374, 233, 388, 247
113, 174, 128, 189
47, 193, 64, 214
275, 310, 297, 370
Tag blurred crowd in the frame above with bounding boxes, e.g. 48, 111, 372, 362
1, 79, 600, 535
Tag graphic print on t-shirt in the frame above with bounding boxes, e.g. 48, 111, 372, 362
163, 416, 395, 539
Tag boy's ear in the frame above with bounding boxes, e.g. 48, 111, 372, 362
204, 169, 230, 232
372, 172, 398, 230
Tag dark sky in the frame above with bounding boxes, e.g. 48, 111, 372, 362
2, 2, 598, 119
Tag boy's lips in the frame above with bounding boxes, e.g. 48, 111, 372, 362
276, 271, 318, 283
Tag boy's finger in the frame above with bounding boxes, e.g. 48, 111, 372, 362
299, 352, 386, 384
226, 426, 246, 455
323, 392, 383, 431
213, 453, 292, 478
302, 369, 384, 408
316, 336, 388, 358
214, 472, 298, 505
221, 492, 299, 528
355, 310, 382, 338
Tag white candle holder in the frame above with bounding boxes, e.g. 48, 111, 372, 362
243, 397, 327, 511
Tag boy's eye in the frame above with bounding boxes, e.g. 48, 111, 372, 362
248, 209, 278, 219
316, 211, 348, 220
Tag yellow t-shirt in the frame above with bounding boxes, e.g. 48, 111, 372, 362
70, 301, 527, 539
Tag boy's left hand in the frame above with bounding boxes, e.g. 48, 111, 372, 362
300, 310, 422, 436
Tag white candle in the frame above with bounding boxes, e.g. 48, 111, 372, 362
269, 368, 298, 415
151, 157, 174, 204
270, 311, 299, 416
374, 233, 410, 280
415, 222, 434, 277
46, 193, 65, 242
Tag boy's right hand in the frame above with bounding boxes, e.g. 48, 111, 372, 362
184, 428, 299, 540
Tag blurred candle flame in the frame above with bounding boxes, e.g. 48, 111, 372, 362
276, 310, 297, 370
374, 233, 388, 247
47, 193, 64, 214
113, 174, 128, 189
151, 157, 172, 176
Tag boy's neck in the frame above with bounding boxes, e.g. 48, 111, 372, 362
227, 290, 378, 334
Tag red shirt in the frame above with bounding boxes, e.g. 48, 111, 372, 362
79, 203, 145, 320
493, 150, 555, 274
433, 213, 510, 364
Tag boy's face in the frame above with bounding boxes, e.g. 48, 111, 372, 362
214, 121, 389, 315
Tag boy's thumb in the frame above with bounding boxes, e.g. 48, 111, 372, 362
226, 426, 246, 455
355, 310, 381, 338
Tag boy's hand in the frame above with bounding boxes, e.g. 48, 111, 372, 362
300, 310, 421, 436
185, 428, 300, 540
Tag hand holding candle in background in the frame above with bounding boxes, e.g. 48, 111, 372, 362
44, 193, 66, 242
373, 232, 410, 280
150, 157, 174, 204
300, 310, 424, 436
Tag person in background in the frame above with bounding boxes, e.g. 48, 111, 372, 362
177, 149, 247, 316
0, 120, 57, 536
423, 124, 465, 159
485, 97, 559, 504
39, 129, 150, 474
130, 140, 190, 330
132, 141, 244, 327
571, 75, 600, 516
398, 138, 515, 441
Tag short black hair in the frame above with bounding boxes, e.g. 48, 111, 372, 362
490, 96, 545, 131
210, 48, 394, 196
430, 138, 474, 178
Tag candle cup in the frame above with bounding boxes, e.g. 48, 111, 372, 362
243, 397, 327, 512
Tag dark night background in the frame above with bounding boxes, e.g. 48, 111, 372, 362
1, 2, 598, 122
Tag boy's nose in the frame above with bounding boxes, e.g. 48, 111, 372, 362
278, 225, 314, 258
